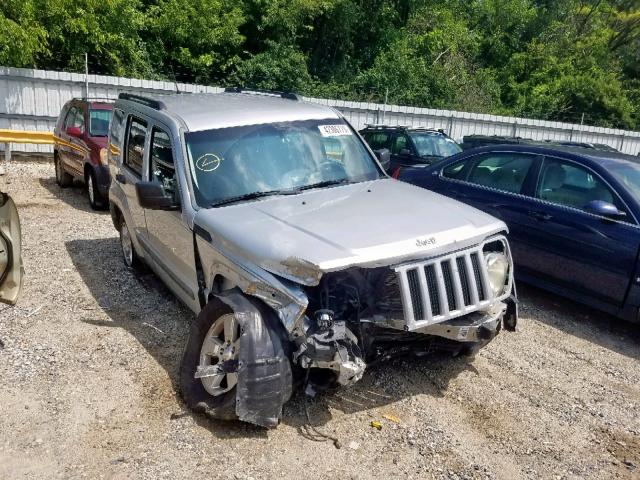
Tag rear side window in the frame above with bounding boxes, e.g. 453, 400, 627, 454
150, 128, 178, 203
125, 117, 147, 177
466, 153, 536, 194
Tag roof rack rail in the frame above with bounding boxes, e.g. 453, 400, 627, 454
224, 87, 301, 101
364, 124, 441, 130
74, 97, 114, 103
363, 124, 412, 129
118, 93, 166, 110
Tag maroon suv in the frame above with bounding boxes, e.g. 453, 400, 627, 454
53, 99, 113, 209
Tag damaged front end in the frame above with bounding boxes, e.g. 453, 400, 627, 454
196, 235, 517, 427
289, 235, 517, 388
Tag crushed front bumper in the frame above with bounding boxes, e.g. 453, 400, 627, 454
413, 295, 517, 343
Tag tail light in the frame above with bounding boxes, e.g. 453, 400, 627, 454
391, 166, 402, 179
99, 148, 108, 166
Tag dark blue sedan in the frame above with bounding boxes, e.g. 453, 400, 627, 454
399, 144, 640, 322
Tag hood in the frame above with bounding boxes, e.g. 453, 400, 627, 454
195, 179, 506, 285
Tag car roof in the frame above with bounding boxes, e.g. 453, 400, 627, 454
461, 143, 640, 168
117, 92, 341, 132
67, 98, 113, 110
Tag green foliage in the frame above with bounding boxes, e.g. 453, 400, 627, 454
146, 0, 245, 83
0, 0, 638, 129
37, 0, 152, 76
0, 1, 47, 67
230, 42, 312, 91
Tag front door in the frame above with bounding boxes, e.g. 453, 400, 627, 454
527, 157, 639, 306
390, 133, 415, 169
142, 126, 199, 310
59, 106, 85, 175
440, 151, 541, 274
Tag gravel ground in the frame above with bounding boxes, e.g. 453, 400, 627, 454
1, 161, 640, 480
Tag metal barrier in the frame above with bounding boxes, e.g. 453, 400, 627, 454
0, 129, 54, 163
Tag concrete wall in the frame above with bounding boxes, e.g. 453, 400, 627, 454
2, 66, 640, 155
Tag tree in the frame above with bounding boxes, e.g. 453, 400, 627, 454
0, 1, 47, 67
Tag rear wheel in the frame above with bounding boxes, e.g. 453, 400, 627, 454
119, 218, 139, 268
86, 168, 106, 210
54, 154, 72, 188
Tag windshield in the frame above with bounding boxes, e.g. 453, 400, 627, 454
89, 108, 112, 137
410, 133, 461, 158
608, 161, 640, 202
185, 119, 381, 207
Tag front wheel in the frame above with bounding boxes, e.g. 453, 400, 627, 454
180, 300, 239, 421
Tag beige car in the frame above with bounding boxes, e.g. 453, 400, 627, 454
0, 190, 23, 305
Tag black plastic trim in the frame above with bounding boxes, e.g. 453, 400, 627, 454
193, 224, 212, 243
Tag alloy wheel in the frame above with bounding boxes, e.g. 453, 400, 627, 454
198, 313, 240, 397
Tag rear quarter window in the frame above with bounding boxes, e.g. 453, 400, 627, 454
108, 108, 125, 162
363, 132, 391, 150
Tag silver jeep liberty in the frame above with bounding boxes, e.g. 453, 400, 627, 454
108, 89, 518, 427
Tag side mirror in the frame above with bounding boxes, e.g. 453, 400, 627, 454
374, 148, 391, 172
584, 200, 626, 220
400, 148, 412, 156
135, 181, 179, 211
67, 126, 83, 138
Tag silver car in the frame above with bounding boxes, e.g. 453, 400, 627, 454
107, 89, 518, 427
0, 189, 23, 305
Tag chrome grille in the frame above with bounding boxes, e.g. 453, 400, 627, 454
395, 245, 497, 330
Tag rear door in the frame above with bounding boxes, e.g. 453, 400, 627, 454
58, 106, 78, 171
439, 151, 541, 272
120, 115, 149, 240
528, 156, 639, 306
0, 192, 23, 305
141, 125, 199, 310
65, 105, 88, 176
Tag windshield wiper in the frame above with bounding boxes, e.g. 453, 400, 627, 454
210, 180, 354, 207
210, 189, 299, 207
294, 178, 353, 192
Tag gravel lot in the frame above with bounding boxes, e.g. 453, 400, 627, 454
1, 161, 640, 480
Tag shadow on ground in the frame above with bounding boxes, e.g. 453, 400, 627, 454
65, 237, 593, 438
518, 283, 640, 361
39, 176, 107, 214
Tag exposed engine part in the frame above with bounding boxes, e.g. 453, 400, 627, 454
294, 315, 366, 386
314, 309, 335, 331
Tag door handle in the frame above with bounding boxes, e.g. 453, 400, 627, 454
528, 210, 552, 221
115, 173, 126, 184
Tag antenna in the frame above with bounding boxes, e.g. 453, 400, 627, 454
169, 65, 180, 94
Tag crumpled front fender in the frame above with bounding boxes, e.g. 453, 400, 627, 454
216, 290, 293, 428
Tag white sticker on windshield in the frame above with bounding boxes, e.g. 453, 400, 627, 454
318, 124, 351, 137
